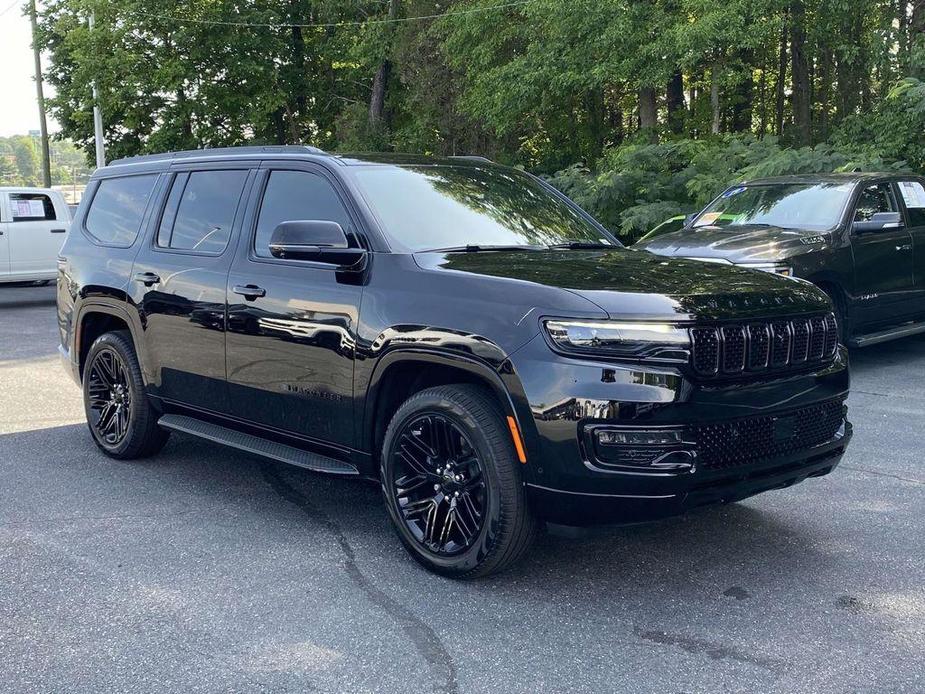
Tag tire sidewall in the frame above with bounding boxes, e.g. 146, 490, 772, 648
380, 393, 508, 576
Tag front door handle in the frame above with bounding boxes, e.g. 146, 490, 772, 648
50, 228, 67, 234
133, 272, 161, 287
232, 284, 266, 301
896, 244, 913, 251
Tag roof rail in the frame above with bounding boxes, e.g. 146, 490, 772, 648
448, 155, 494, 164
109, 145, 328, 166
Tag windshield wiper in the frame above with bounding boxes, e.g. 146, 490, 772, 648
424, 244, 546, 253
547, 241, 619, 250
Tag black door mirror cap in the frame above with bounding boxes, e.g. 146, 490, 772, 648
853, 211, 903, 234
268, 219, 366, 266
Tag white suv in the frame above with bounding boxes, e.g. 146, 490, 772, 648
0, 187, 71, 284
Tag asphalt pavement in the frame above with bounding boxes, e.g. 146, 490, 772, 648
0, 283, 922, 693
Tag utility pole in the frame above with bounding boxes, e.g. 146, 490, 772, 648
29, 0, 52, 187
88, 11, 105, 168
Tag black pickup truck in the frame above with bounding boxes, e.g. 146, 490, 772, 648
57, 147, 852, 577
635, 172, 925, 347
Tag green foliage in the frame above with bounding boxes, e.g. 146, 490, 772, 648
0, 135, 92, 186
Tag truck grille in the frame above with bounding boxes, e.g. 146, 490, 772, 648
694, 398, 846, 471
690, 313, 838, 377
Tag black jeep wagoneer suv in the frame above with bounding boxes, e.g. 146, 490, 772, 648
58, 146, 852, 577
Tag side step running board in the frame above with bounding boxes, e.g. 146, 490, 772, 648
158, 414, 359, 476
849, 321, 925, 348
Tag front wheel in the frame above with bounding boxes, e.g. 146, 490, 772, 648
380, 384, 538, 579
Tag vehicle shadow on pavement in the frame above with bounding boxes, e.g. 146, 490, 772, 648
0, 422, 828, 590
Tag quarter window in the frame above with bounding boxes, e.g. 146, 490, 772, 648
11, 193, 56, 221
85, 174, 158, 246
157, 170, 248, 253
254, 170, 352, 258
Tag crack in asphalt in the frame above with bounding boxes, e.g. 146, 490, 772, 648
261, 464, 460, 694
841, 465, 924, 486
633, 628, 782, 670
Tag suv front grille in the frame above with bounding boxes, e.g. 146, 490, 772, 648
690, 313, 838, 378
694, 398, 846, 471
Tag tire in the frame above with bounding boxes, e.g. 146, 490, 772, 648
380, 384, 538, 579
82, 330, 169, 459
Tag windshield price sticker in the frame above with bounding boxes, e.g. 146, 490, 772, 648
899, 181, 925, 209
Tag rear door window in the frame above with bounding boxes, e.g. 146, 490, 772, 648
11, 193, 56, 221
157, 170, 248, 253
897, 180, 925, 226
85, 174, 158, 246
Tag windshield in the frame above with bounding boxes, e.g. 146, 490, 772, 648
351, 165, 617, 251
693, 182, 852, 232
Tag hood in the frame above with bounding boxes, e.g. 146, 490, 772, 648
634, 224, 831, 263
414, 248, 831, 322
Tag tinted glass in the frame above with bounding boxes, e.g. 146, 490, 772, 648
898, 181, 925, 226
351, 165, 614, 251
159, 170, 248, 253
11, 193, 56, 221
85, 174, 158, 246
854, 183, 897, 221
693, 183, 852, 232
254, 171, 352, 258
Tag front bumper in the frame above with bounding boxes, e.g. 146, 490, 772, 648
527, 422, 850, 525
505, 336, 852, 526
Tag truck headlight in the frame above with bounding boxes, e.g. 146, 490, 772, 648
543, 319, 690, 361
738, 262, 793, 277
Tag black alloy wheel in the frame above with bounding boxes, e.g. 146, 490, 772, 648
391, 413, 486, 554
381, 384, 538, 578
86, 347, 133, 445
82, 330, 169, 459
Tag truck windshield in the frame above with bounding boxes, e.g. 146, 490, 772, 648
693, 182, 853, 232
351, 165, 617, 251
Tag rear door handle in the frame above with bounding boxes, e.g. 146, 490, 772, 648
232, 284, 266, 300
896, 244, 913, 251
133, 272, 161, 287
50, 228, 67, 234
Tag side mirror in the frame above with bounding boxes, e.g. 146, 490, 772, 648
269, 220, 366, 266
853, 211, 902, 234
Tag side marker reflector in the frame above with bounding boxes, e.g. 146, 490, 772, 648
506, 416, 527, 464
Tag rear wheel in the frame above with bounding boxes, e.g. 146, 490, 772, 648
380, 384, 538, 578
83, 330, 169, 459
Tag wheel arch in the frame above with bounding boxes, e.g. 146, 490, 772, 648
362, 349, 528, 469
75, 301, 144, 380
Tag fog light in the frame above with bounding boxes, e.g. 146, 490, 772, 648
597, 430, 683, 446
587, 426, 695, 473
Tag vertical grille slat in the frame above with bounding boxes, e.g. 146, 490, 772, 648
690, 313, 837, 379
721, 326, 746, 373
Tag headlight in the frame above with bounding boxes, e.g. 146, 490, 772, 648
738, 262, 793, 277
543, 319, 690, 361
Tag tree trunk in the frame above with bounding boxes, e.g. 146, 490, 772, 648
775, 19, 787, 137
790, 1, 811, 146
666, 70, 685, 134
818, 49, 833, 141
638, 86, 658, 139
731, 50, 754, 132
369, 0, 399, 125
710, 61, 721, 135
584, 88, 606, 162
